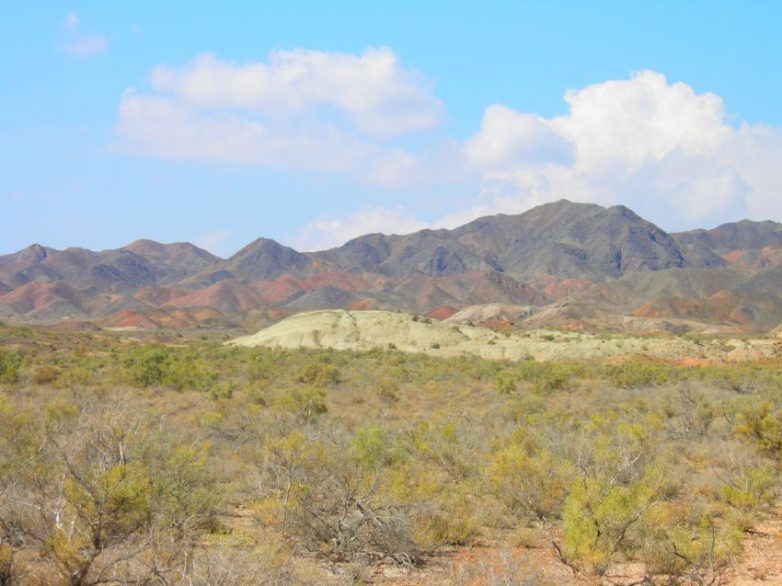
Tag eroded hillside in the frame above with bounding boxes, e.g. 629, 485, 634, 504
3, 200, 782, 334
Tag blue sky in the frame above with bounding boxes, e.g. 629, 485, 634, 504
2, 1, 782, 257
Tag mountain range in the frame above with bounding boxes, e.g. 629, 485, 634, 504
3, 200, 782, 334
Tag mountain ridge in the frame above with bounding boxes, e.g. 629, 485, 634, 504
3, 200, 782, 333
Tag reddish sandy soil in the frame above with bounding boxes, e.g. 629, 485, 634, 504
726, 502, 782, 585
358, 503, 782, 585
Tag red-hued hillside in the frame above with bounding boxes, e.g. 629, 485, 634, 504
534, 275, 596, 299
164, 280, 266, 312
0, 282, 96, 318
633, 290, 782, 326
427, 306, 459, 320
253, 275, 305, 304
2, 201, 782, 333
133, 287, 188, 306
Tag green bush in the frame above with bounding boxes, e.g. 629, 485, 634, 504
495, 371, 517, 395
0, 349, 22, 384
274, 386, 327, 423
486, 444, 572, 520
296, 362, 342, 387
604, 361, 670, 389
123, 346, 169, 387
734, 403, 782, 459
562, 466, 663, 574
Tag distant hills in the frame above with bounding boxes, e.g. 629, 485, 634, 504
3, 199, 782, 334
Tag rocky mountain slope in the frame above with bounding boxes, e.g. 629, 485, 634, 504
2, 200, 782, 333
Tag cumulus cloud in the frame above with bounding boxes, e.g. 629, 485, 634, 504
465, 105, 573, 169
297, 69, 782, 248
462, 70, 781, 228
115, 48, 443, 185
296, 207, 428, 251
117, 92, 372, 173
555, 71, 730, 173
149, 49, 441, 138
116, 57, 782, 235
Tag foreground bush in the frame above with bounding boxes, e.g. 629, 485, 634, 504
0, 394, 218, 585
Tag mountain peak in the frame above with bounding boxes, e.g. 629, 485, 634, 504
2, 202, 782, 331
0, 243, 58, 268
124, 238, 220, 261
225, 237, 311, 281
124, 238, 165, 252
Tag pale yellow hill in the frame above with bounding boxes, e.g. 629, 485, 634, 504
230, 309, 780, 362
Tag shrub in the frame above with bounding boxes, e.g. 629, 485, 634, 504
262, 431, 419, 562
296, 363, 342, 387
720, 464, 776, 512
605, 361, 670, 389
375, 377, 400, 403
123, 346, 169, 387
495, 371, 517, 395
638, 511, 743, 584
486, 445, 572, 520
535, 363, 574, 392
0, 349, 21, 384
734, 403, 782, 459
58, 365, 91, 389
274, 387, 327, 423
164, 355, 216, 391
562, 466, 663, 574
32, 364, 60, 385
209, 381, 235, 400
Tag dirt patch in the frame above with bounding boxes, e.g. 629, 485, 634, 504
725, 502, 782, 585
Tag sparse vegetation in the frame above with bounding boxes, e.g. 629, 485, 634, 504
0, 322, 780, 584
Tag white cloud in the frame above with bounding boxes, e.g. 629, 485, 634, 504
298, 69, 782, 246
115, 48, 442, 184
63, 11, 79, 30
465, 105, 573, 169
727, 124, 782, 220
462, 70, 782, 228
116, 57, 782, 234
63, 34, 107, 57
555, 71, 730, 174
296, 207, 428, 251
149, 49, 441, 138
116, 93, 371, 173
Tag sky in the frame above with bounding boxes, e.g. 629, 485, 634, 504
2, 1, 782, 257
